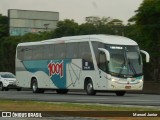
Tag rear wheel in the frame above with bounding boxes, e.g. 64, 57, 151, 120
115, 91, 126, 96
0, 83, 4, 91
4, 88, 9, 91
17, 88, 22, 91
85, 80, 96, 95
31, 79, 44, 93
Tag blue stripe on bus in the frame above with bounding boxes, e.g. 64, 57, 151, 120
23, 59, 71, 89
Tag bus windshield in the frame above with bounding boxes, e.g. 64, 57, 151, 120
105, 45, 142, 77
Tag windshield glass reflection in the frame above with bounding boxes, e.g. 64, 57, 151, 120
105, 45, 142, 77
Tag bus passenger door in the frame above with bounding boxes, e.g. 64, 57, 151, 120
98, 51, 108, 89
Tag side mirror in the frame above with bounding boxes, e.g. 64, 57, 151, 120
140, 50, 150, 63
98, 48, 110, 62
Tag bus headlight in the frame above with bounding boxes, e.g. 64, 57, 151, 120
111, 78, 116, 82
111, 78, 119, 82
139, 80, 143, 82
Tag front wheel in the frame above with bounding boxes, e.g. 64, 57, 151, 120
115, 91, 126, 96
85, 80, 96, 95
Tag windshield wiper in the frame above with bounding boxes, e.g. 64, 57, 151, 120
118, 61, 126, 77
128, 59, 137, 76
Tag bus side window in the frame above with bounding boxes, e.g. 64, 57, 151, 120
99, 52, 107, 72
66, 43, 78, 59
32, 45, 44, 60
55, 44, 66, 59
48, 44, 55, 59
79, 42, 92, 62
17, 46, 24, 60
24, 46, 32, 60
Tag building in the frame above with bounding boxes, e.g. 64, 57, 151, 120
8, 9, 59, 36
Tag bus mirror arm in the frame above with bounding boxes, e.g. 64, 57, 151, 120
140, 50, 150, 63
98, 48, 110, 62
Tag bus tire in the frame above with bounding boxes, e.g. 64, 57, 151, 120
5, 88, 9, 91
56, 89, 68, 94
85, 80, 96, 95
31, 79, 44, 93
115, 91, 126, 96
17, 88, 22, 91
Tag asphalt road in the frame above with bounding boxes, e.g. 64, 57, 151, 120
0, 90, 160, 107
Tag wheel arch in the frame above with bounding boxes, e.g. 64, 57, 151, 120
84, 77, 93, 90
30, 76, 37, 88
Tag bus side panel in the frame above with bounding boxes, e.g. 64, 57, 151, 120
16, 58, 105, 90
16, 59, 31, 88
65, 59, 99, 90
19, 59, 72, 89
66, 59, 83, 89
31, 71, 54, 89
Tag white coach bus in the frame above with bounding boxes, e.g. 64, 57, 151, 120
16, 35, 150, 96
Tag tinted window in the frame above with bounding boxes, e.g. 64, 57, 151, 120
44, 44, 55, 59
32, 45, 44, 60
66, 43, 78, 58
24, 46, 32, 60
55, 44, 66, 59
1, 73, 15, 78
92, 42, 104, 64
78, 42, 92, 62
17, 46, 24, 60
99, 52, 108, 72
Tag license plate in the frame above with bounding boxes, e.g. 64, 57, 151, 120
125, 86, 131, 89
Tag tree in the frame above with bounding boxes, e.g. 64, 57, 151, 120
0, 14, 9, 38
134, 0, 160, 52
85, 16, 124, 35
86, 16, 111, 26
131, 0, 160, 81
78, 23, 97, 35
53, 19, 79, 38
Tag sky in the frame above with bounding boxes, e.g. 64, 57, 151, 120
0, 0, 143, 24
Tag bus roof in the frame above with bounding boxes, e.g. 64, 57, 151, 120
17, 34, 138, 46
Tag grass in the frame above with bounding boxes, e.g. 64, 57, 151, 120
0, 100, 159, 120
0, 100, 159, 111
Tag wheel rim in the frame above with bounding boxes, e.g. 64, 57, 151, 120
32, 82, 37, 92
87, 83, 93, 93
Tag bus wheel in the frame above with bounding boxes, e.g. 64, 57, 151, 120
56, 89, 68, 94
4, 88, 9, 91
85, 80, 96, 95
17, 88, 22, 91
0, 82, 4, 91
115, 91, 126, 96
31, 79, 44, 93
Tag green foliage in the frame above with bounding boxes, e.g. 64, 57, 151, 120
134, 0, 160, 52
0, 31, 55, 73
78, 23, 97, 35
130, 0, 160, 80
53, 19, 79, 38
0, 14, 9, 38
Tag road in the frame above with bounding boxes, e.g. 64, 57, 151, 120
0, 90, 160, 107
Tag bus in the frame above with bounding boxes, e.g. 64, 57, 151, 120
16, 35, 150, 96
